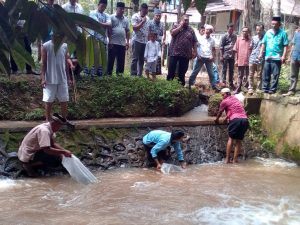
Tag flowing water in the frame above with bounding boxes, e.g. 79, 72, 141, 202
0, 158, 299, 225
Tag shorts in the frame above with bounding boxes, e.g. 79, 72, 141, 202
32, 150, 61, 167
145, 61, 157, 74
228, 118, 249, 140
43, 83, 69, 102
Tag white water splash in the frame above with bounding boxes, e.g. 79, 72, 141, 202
130, 181, 160, 190
255, 157, 297, 168
178, 197, 300, 225
0, 179, 17, 190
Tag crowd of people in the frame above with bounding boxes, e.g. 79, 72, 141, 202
9, 1, 299, 176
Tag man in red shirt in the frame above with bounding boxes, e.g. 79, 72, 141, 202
215, 88, 249, 163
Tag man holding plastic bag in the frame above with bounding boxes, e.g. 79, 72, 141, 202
143, 130, 186, 170
18, 113, 72, 177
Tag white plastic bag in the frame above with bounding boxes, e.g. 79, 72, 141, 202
160, 163, 184, 174
62, 155, 98, 185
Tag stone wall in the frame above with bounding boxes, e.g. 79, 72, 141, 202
260, 95, 300, 159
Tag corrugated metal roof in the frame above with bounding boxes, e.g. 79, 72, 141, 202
205, 0, 244, 13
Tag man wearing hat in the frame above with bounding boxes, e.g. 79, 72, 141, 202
259, 16, 288, 94
143, 130, 187, 170
215, 88, 249, 164
148, 8, 165, 75
107, 2, 130, 76
18, 113, 72, 177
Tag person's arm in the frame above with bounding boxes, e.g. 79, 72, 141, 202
65, 51, 73, 86
258, 43, 266, 60
172, 142, 186, 169
150, 141, 168, 169
132, 15, 147, 31
215, 101, 226, 124
170, 22, 183, 37
125, 21, 130, 50
287, 44, 294, 63
43, 146, 72, 158
281, 32, 289, 63
212, 47, 216, 61
233, 39, 238, 65
40, 46, 47, 88
157, 42, 161, 58
219, 36, 225, 60
144, 43, 148, 61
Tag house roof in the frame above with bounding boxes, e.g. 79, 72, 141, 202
205, 0, 244, 13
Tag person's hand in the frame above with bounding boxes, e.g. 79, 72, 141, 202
41, 79, 46, 88
287, 57, 291, 64
281, 56, 286, 64
220, 56, 224, 62
235, 61, 238, 67
125, 42, 129, 50
214, 118, 219, 124
63, 150, 72, 157
222, 118, 228, 124
156, 163, 162, 170
68, 79, 74, 87
258, 53, 263, 61
180, 161, 187, 169
141, 16, 147, 23
192, 50, 197, 59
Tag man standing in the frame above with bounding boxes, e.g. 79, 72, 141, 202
248, 23, 265, 94
41, 32, 73, 122
89, 0, 111, 75
107, 2, 130, 76
233, 26, 251, 94
188, 25, 221, 91
148, 8, 164, 75
283, 26, 300, 96
220, 23, 237, 89
143, 130, 186, 170
18, 113, 72, 177
130, 3, 149, 77
215, 88, 249, 164
62, 0, 84, 14
259, 16, 288, 94
167, 15, 197, 86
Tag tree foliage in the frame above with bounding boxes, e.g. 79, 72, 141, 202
0, 0, 105, 75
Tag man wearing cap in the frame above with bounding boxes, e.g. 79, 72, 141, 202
130, 3, 149, 76
259, 16, 288, 94
215, 88, 249, 164
148, 8, 165, 75
18, 114, 72, 177
107, 2, 130, 76
143, 130, 187, 170
41, 32, 73, 122
189, 24, 222, 91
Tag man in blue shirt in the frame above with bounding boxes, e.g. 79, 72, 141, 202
143, 130, 186, 170
259, 16, 288, 94
283, 26, 300, 96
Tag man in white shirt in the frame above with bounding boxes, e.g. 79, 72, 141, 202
188, 25, 221, 91
62, 0, 84, 13
41, 32, 73, 122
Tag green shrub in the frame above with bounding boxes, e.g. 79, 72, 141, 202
0, 76, 198, 120
278, 65, 290, 93
282, 144, 300, 164
207, 94, 222, 116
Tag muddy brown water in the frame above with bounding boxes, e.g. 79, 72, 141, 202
0, 158, 299, 225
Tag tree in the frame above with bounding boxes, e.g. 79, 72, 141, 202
0, 0, 105, 75
273, 0, 281, 17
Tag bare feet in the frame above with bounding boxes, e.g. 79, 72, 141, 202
232, 159, 239, 163
224, 158, 231, 164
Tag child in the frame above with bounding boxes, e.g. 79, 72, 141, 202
144, 32, 161, 80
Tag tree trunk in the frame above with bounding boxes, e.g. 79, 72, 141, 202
273, 0, 281, 17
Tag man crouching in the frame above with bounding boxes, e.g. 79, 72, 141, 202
143, 130, 187, 170
18, 113, 72, 177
